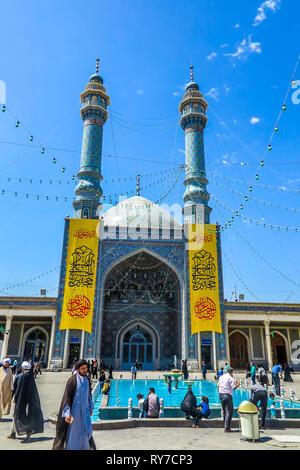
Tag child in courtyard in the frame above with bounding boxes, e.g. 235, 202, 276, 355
137, 394, 145, 418
167, 376, 172, 394
269, 392, 278, 419
192, 396, 211, 428
102, 379, 111, 395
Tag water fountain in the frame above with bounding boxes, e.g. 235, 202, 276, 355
163, 369, 183, 389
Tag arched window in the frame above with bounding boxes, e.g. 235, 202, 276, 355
122, 327, 153, 368
82, 208, 90, 219
23, 328, 47, 363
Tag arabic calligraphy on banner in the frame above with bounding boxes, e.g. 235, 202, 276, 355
188, 224, 222, 335
59, 219, 99, 334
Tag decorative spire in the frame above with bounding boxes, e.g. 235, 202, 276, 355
190, 65, 194, 82
136, 173, 140, 196
96, 58, 100, 74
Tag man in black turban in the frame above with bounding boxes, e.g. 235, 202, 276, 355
52, 359, 96, 450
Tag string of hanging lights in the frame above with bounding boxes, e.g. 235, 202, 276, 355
222, 249, 262, 302
208, 172, 300, 195
210, 179, 300, 214
223, 54, 300, 217
0, 165, 180, 187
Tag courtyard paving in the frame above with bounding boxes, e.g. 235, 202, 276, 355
1, 370, 300, 450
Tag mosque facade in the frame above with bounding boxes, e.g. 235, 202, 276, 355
1, 66, 300, 372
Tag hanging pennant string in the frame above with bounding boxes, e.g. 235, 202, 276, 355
0, 166, 182, 204
210, 193, 300, 232
208, 172, 300, 195
0, 165, 179, 187
186, 175, 300, 233
207, 54, 300, 213
212, 195, 300, 288
222, 249, 262, 302
210, 179, 300, 213
110, 108, 177, 123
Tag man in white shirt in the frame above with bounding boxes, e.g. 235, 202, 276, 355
217, 367, 240, 432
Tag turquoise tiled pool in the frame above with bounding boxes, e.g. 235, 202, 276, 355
92, 378, 300, 421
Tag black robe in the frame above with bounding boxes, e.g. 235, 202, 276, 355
14, 368, 44, 436
52, 374, 96, 451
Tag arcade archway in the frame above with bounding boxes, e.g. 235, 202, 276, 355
229, 331, 249, 370
271, 332, 288, 366
22, 327, 48, 363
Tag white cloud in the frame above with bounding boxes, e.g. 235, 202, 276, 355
220, 43, 228, 49
206, 51, 217, 61
136, 89, 144, 95
233, 119, 238, 125
234, 23, 240, 29
172, 91, 180, 96
250, 117, 260, 124
178, 148, 185, 154
253, 0, 281, 26
224, 35, 262, 60
224, 84, 230, 95
205, 87, 219, 101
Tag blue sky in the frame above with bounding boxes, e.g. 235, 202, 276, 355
0, 0, 299, 302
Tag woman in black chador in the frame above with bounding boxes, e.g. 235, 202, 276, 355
12, 362, 44, 442
181, 359, 188, 380
283, 363, 294, 382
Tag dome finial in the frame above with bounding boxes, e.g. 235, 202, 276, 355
136, 173, 140, 196
190, 65, 194, 82
96, 58, 100, 74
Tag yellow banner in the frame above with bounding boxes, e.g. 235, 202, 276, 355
59, 219, 99, 334
188, 224, 222, 334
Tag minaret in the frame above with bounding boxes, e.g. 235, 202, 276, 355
179, 66, 211, 224
73, 59, 110, 219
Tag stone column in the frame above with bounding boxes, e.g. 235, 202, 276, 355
1, 315, 13, 359
62, 329, 70, 369
47, 315, 56, 369
225, 318, 230, 365
197, 332, 201, 370
264, 319, 273, 370
212, 331, 217, 371
80, 331, 85, 359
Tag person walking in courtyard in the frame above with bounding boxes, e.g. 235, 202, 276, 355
182, 360, 188, 380
53, 359, 95, 451
257, 364, 268, 386
250, 362, 257, 385
92, 359, 98, 380
98, 369, 106, 393
202, 361, 207, 380
131, 365, 137, 380
0, 358, 13, 420
250, 376, 268, 429
144, 387, 160, 418
8, 361, 44, 442
12, 359, 18, 375
283, 363, 294, 382
224, 362, 229, 373
108, 364, 113, 379
217, 367, 240, 432
271, 363, 283, 396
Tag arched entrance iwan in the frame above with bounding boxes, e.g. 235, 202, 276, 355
229, 330, 249, 370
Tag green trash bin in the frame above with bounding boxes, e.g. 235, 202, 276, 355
238, 400, 260, 442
